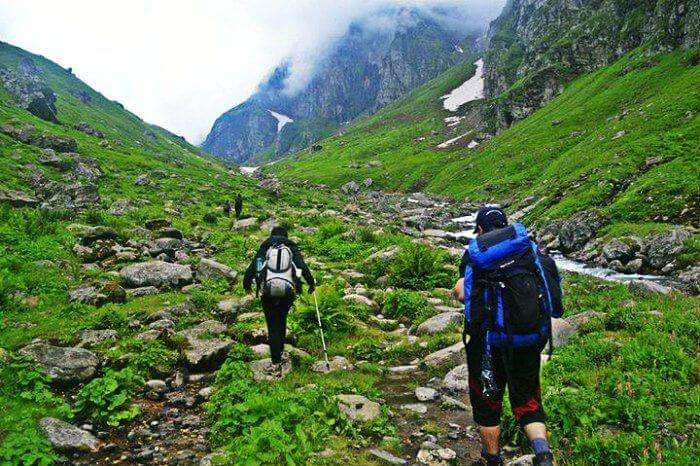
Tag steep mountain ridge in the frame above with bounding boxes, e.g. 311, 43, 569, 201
273, 0, 699, 283
483, 0, 700, 129
202, 7, 476, 164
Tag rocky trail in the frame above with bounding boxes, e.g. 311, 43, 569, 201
15, 174, 697, 466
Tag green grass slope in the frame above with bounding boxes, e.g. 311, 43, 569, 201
274, 47, 700, 231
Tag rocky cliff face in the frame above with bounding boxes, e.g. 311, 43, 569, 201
483, 0, 699, 129
202, 8, 476, 164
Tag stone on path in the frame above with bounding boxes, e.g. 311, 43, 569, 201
249, 343, 311, 360
507, 454, 534, 465
336, 394, 381, 422
415, 386, 438, 401
39, 417, 99, 452
20, 342, 98, 385
401, 403, 428, 414
416, 312, 462, 335
442, 364, 468, 392
312, 355, 354, 373
423, 342, 465, 369
196, 258, 238, 283
388, 365, 419, 374
120, 260, 192, 288
441, 395, 470, 411
249, 357, 292, 381
177, 320, 231, 371
369, 448, 408, 465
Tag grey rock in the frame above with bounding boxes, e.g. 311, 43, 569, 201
678, 266, 700, 294
369, 448, 407, 465
401, 403, 428, 414
20, 342, 99, 385
232, 217, 258, 231
39, 418, 98, 452
441, 395, 469, 411
249, 357, 292, 381
602, 237, 642, 262
81, 226, 117, 246
423, 342, 464, 369
415, 386, 438, 401
126, 286, 160, 299
120, 261, 193, 288
507, 454, 534, 466
312, 355, 354, 373
558, 211, 607, 253
343, 294, 379, 311
197, 258, 238, 283
442, 364, 468, 392
336, 394, 381, 422
645, 229, 692, 271
78, 329, 117, 348
68, 284, 108, 306
0, 189, 39, 207
415, 312, 462, 335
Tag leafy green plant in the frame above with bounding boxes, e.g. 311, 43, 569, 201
382, 289, 431, 321
387, 243, 450, 290
74, 368, 144, 426
293, 284, 354, 335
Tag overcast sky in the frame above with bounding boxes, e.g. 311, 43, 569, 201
0, 1, 504, 144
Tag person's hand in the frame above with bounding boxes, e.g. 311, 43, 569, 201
453, 278, 465, 303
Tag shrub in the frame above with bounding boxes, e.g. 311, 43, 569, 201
74, 368, 144, 426
356, 227, 378, 244
387, 243, 450, 290
382, 289, 431, 321
293, 284, 354, 335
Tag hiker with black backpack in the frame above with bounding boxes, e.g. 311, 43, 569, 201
454, 207, 563, 466
234, 193, 243, 219
242, 226, 315, 365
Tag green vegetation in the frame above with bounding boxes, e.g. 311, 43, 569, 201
275, 48, 699, 236
74, 368, 143, 426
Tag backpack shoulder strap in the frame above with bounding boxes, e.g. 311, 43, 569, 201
530, 241, 555, 316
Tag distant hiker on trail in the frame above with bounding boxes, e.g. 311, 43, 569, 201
235, 193, 243, 219
243, 226, 315, 365
223, 200, 232, 217
454, 206, 563, 466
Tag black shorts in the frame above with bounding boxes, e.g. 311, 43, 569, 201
465, 331, 546, 428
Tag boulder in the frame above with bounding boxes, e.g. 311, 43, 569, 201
558, 211, 607, 252
601, 237, 642, 262
0, 189, 39, 207
401, 403, 428, 414
550, 311, 604, 348
249, 357, 292, 381
343, 294, 378, 311
369, 449, 407, 465
20, 342, 98, 385
120, 261, 193, 288
645, 229, 692, 271
423, 342, 465, 369
108, 199, 135, 215
126, 286, 160, 299
336, 394, 380, 422
145, 218, 171, 230
68, 284, 108, 306
156, 227, 184, 240
197, 258, 238, 283
442, 364, 468, 392
340, 181, 361, 196
78, 329, 117, 348
311, 355, 354, 373
678, 266, 700, 295
415, 386, 439, 401
81, 226, 118, 246
184, 339, 233, 371
233, 217, 258, 231
150, 237, 181, 255
38, 418, 98, 452
416, 312, 462, 335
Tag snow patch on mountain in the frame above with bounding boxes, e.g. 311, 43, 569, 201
267, 110, 294, 132
441, 59, 484, 112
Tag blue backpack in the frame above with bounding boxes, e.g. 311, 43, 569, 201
462, 223, 563, 354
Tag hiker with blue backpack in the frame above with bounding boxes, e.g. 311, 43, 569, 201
243, 226, 315, 366
454, 207, 563, 466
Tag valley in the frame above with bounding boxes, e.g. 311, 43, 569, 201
1, 1, 699, 465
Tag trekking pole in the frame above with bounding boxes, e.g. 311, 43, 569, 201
313, 290, 331, 371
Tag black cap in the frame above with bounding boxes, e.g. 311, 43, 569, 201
270, 226, 288, 237
473, 206, 508, 233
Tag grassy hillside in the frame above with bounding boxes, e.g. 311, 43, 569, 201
274, 47, 699, 231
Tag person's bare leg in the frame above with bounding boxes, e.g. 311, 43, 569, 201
523, 422, 546, 441
479, 425, 501, 455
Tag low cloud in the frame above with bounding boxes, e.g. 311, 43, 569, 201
0, 0, 504, 143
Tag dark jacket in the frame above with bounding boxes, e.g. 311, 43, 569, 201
243, 235, 315, 293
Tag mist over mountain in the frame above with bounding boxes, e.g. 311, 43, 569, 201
201, 4, 497, 164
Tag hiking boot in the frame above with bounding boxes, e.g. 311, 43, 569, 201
471, 455, 503, 466
533, 451, 554, 466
